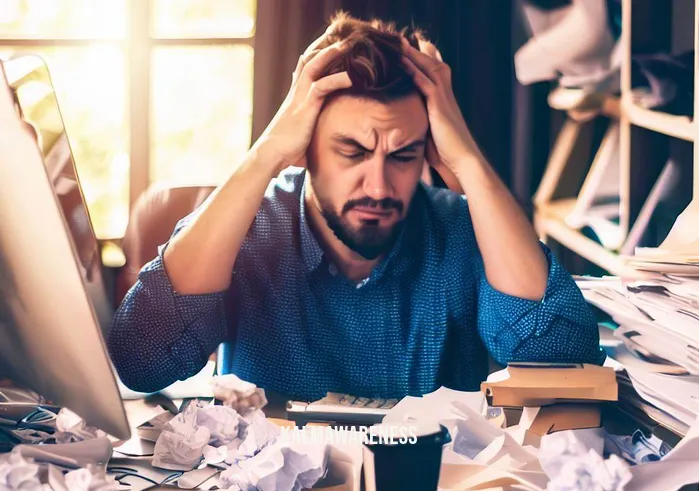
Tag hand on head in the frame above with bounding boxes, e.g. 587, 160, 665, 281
252, 28, 352, 173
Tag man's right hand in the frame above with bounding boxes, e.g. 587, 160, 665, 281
252, 33, 352, 173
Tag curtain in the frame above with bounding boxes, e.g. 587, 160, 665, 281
251, 0, 341, 143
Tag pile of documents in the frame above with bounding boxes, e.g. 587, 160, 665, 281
576, 252, 699, 436
383, 377, 699, 490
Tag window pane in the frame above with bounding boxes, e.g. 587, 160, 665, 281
151, 0, 255, 38
0, 46, 129, 239
151, 46, 253, 186
0, 0, 126, 39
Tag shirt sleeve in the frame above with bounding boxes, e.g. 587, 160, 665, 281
475, 242, 606, 367
107, 218, 228, 394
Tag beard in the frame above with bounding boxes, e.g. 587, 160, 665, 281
314, 192, 406, 260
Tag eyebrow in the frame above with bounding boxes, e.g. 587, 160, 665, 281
331, 134, 426, 154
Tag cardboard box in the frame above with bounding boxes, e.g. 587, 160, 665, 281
480, 362, 618, 407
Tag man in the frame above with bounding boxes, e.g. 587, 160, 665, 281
109, 14, 604, 401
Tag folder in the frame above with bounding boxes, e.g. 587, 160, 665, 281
480, 362, 618, 407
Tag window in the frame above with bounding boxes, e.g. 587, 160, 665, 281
0, 0, 256, 239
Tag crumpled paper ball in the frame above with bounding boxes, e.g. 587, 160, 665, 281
196, 403, 242, 447
0, 449, 42, 489
201, 409, 281, 467
46, 464, 119, 491
54, 408, 106, 444
0, 449, 119, 491
211, 374, 267, 415
218, 441, 328, 491
229, 410, 280, 463
540, 430, 632, 491
152, 402, 211, 471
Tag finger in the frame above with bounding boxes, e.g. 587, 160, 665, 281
418, 40, 444, 63
308, 71, 352, 101
292, 48, 321, 83
401, 37, 443, 84
417, 39, 439, 60
300, 41, 348, 84
401, 56, 435, 96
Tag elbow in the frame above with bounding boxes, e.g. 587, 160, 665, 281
107, 321, 176, 395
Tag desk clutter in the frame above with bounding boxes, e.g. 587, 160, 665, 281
2, 365, 699, 491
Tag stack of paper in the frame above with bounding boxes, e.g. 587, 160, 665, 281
625, 249, 699, 276
576, 268, 699, 435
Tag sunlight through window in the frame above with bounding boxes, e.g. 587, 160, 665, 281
0, 0, 255, 239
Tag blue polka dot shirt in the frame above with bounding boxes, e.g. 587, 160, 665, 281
108, 168, 605, 401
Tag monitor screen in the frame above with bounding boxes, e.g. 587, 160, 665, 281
4, 55, 112, 336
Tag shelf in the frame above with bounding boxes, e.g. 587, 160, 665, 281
540, 199, 624, 250
538, 213, 629, 275
535, 200, 636, 276
623, 99, 695, 142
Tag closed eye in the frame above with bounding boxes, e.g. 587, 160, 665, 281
391, 154, 417, 163
340, 151, 367, 160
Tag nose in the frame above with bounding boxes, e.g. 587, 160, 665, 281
361, 155, 392, 201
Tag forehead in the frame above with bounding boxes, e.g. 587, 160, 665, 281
317, 93, 429, 145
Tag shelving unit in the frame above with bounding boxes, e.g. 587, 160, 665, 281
534, 0, 698, 274
623, 100, 695, 143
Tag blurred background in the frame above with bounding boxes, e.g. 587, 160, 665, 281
1, 0, 695, 276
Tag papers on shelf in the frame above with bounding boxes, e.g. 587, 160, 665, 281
577, 266, 699, 442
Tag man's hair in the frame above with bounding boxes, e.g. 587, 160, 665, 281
316, 11, 427, 103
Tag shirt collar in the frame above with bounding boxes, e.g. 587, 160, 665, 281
298, 172, 422, 280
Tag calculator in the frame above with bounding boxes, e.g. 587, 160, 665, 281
285, 392, 399, 427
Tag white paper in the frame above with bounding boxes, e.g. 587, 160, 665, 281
54, 407, 107, 444
515, 0, 620, 90
47, 464, 120, 491
382, 387, 486, 426
218, 440, 328, 491
196, 404, 242, 447
386, 389, 547, 491
212, 374, 268, 415
0, 448, 119, 491
626, 417, 699, 491
539, 430, 631, 491
0, 449, 42, 489
152, 402, 211, 471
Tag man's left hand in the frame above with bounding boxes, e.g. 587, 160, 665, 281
401, 38, 480, 188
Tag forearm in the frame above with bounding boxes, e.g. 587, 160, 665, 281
475, 245, 605, 367
455, 154, 548, 301
164, 145, 282, 294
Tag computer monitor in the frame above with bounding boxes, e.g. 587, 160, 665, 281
0, 56, 130, 440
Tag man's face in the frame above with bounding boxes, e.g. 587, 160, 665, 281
306, 93, 429, 260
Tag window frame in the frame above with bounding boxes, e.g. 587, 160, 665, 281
0, 0, 255, 239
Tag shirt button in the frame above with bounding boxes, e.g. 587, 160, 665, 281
328, 263, 338, 276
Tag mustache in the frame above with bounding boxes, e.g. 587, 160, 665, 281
342, 197, 404, 215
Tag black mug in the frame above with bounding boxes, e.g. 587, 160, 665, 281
362, 422, 451, 491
